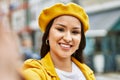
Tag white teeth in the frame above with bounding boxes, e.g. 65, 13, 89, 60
60, 44, 70, 48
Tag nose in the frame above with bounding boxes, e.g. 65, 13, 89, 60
63, 32, 72, 43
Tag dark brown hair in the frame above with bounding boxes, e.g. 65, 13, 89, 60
40, 19, 86, 63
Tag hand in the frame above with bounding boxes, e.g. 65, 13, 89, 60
0, 12, 23, 80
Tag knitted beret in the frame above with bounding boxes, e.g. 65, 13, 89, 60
38, 2, 89, 33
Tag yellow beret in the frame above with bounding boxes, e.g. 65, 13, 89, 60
38, 2, 89, 33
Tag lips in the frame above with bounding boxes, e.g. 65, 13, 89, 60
59, 43, 72, 50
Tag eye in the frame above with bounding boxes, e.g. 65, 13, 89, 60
56, 27, 64, 32
72, 30, 81, 35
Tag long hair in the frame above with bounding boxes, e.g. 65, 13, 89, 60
40, 19, 86, 63
40, 19, 54, 58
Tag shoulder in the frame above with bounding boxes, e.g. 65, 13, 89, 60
23, 59, 41, 69
22, 59, 45, 80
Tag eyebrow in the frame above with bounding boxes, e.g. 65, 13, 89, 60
56, 23, 66, 27
56, 23, 81, 30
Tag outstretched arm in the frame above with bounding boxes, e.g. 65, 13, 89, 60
0, 8, 23, 80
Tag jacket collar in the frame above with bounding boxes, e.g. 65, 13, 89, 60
40, 52, 94, 79
40, 52, 58, 77
72, 57, 94, 80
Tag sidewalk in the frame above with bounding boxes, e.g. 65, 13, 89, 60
95, 73, 120, 80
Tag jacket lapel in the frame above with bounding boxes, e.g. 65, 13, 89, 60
39, 52, 60, 80
72, 57, 95, 80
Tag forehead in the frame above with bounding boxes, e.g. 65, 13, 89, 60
53, 15, 82, 27
54, 15, 80, 22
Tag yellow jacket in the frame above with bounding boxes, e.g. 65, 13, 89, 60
22, 52, 95, 80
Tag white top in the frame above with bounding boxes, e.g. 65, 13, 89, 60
55, 62, 86, 80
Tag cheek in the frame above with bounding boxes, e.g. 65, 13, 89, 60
48, 29, 61, 44
74, 36, 81, 47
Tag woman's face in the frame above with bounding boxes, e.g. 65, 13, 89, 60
48, 15, 82, 59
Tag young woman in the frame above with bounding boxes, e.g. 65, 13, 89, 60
22, 3, 95, 80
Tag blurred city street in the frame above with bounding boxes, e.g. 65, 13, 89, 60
0, 0, 120, 80
95, 73, 120, 80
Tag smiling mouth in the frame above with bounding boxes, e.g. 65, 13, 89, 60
59, 43, 72, 50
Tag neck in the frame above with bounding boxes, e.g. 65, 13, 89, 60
50, 53, 72, 72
